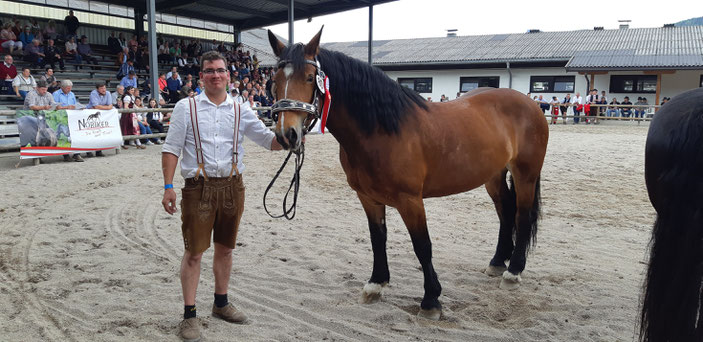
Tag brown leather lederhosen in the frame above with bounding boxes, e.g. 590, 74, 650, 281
180, 97, 244, 254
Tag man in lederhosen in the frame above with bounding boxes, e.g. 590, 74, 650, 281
161, 51, 283, 341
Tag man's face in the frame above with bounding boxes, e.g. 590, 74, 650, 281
36, 87, 48, 96
48, 40, 54, 46
129, 74, 134, 79
22, 69, 30, 77
62, 85, 72, 94
97, 85, 106, 95
5, 56, 12, 65
47, 69, 53, 76
117, 87, 124, 95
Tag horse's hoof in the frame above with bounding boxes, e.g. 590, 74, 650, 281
499, 270, 521, 290
485, 264, 507, 277
417, 308, 441, 321
360, 282, 384, 304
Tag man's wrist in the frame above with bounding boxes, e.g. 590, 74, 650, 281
164, 184, 173, 190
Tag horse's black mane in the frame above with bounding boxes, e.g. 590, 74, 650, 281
279, 44, 428, 135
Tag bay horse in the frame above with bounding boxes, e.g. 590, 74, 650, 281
267, 29, 549, 320
641, 87, 703, 341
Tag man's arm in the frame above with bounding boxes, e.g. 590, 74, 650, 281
161, 152, 179, 215
93, 104, 113, 110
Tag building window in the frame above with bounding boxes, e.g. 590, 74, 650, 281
610, 75, 657, 93
700, 75, 703, 87
529, 76, 575, 93
398, 78, 432, 93
459, 76, 500, 92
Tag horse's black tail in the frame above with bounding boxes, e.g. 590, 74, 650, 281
640, 207, 703, 342
508, 175, 541, 253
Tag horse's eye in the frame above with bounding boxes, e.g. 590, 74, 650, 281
306, 75, 314, 83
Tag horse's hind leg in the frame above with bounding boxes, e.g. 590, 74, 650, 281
484, 169, 516, 277
358, 193, 390, 304
501, 172, 541, 290
396, 195, 442, 320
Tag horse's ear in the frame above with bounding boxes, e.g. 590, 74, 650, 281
268, 30, 285, 57
304, 26, 324, 57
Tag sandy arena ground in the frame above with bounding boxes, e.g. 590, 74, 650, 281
0, 122, 654, 341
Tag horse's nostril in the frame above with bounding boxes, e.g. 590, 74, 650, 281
287, 128, 298, 145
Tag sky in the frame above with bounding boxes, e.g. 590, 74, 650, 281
266, 0, 698, 44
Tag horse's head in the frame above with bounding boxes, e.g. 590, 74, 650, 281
268, 28, 325, 151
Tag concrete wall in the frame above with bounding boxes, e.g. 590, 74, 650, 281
385, 68, 703, 104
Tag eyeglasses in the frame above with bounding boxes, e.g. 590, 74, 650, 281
202, 68, 228, 75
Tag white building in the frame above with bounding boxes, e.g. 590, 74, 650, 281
323, 25, 703, 105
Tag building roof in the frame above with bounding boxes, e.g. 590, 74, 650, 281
321, 26, 703, 71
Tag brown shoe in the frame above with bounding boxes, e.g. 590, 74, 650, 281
177, 317, 201, 342
212, 303, 248, 324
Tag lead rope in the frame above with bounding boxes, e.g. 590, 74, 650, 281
263, 143, 305, 220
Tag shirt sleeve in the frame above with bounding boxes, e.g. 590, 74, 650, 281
162, 99, 188, 157
52, 91, 60, 103
241, 104, 274, 150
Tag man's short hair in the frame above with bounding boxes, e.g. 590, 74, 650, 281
199, 51, 227, 69
95, 82, 106, 88
117, 85, 124, 90
36, 79, 48, 88
61, 80, 73, 87
128, 70, 136, 75
22, 67, 30, 72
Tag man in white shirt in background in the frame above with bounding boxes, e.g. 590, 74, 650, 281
161, 51, 283, 342
571, 92, 583, 124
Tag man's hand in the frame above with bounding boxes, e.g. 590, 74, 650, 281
162, 188, 178, 215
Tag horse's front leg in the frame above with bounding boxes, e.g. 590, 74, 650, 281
358, 193, 389, 304
397, 196, 442, 320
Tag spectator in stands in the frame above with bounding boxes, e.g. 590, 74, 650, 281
120, 70, 137, 88
41, 68, 59, 93
64, 10, 80, 38
536, 95, 550, 113
116, 46, 128, 66
585, 89, 600, 124
237, 89, 248, 105
607, 97, 620, 117
43, 20, 58, 41
107, 31, 121, 54
64, 36, 80, 68
571, 92, 583, 124
18, 26, 34, 48
13, 67, 36, 99
596, 93, 608, 120
43, 39, 65, 71
1, 23, 23, 55
77, 36, 99, 67
119, 86, 144, 149
621, 96, 633, 118
88, 82, 113, 110
112, 84, 124, 106
169, 43, 181, 63
640, 97, 649, 118
53, 80, 82, 110
158, 72, 169, 101
127, 35, 138, 50
23, 79, 56, 110
1, 55, 17, 95
133, 97, 158, 145
195, 80, 204, 95
116, 59, 135, 81
158, 41, 171, 64
146, 98, 166, 139
23, 39, 44, 68
122, 85, 136, 107
166, 66, 181, 83
166, 71, 181, 103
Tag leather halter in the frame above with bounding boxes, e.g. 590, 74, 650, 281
271, 58, 326, 133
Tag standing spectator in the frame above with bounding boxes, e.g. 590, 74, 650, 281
607, 97, 620, 117
13, 67, 36, 99
1, 55, 17, 95
585, 89, 600, 124
640, 97, 650, 119
571, 92, 583, 124
64, 10, 80, 38
88, 82, 113, 110
107, 31, 122, 54
53, 80, 82, 110
119, 87, 145, 149
43, 20, 58, 41
549, 96, 560, 124
620, 96, 633, 118
41, 68, 59, 93
77, 36, 99, 66
120, 70, 138, 88
1, 23, 23, 55
43, 39, 65, 71
559, 93, 571, 124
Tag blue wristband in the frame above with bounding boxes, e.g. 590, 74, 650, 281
164, 184, 173, 189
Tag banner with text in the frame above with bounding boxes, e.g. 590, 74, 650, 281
17, 109, 122, 159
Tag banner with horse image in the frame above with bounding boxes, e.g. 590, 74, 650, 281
16, 109, 122, 159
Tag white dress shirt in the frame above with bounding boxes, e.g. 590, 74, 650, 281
162, 92, 275, 179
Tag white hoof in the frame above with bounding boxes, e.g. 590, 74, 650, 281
485, 264, 507, 277
499, 270, 521, 290
360, 282, 385, 304
418, 308, 441, 321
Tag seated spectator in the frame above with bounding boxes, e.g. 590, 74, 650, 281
53, 80, 83, 109
536, 95, 550, 113
157, 72, 169, 102
116, 59, 135, 80
597, 95, 608, 117
1, 55, 17, 95
41, 68, 59, 93
64, 36, 80, 67
1, 23, 23, 54
158, 41, 171, 63
127, 35, 138, 50
77, 35, 99, 66
43, 39, 64, 71
120, 70, 137, 88
169, 43, 181, 63
23, 39, 44, 68
146, 98, 167, 138
165, 66, 181, 83
620, 96, 633, 118
87, 82, 113, 110
18, 26, 33, 47
634, 97, 646, 118
112, 85, 124, 106
24, 79, 56, 110
43, 20, 58, 41
134, 97, 158, 145
116, 46, 129, 67
195, 80, 204, 95
13, 67, 36, 99
166, 72, 181, 103
607, 98, 620, 117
